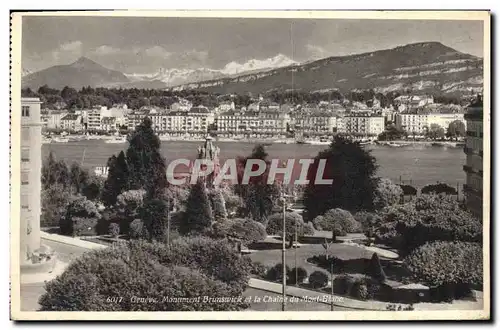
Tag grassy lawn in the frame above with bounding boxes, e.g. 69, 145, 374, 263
248, 241, 373, 275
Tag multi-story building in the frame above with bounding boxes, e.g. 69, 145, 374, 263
126, 111, 148, 131
86, 109, 102, 131
146, 108, 215, 133
20, 97, 43, 261
292, 111, 337, 136
60, 114, 83, 132
41, 110, 65, 129
101, 117, 118, 132
215, 110, 290, 136
341, 113, 385, 136
463, 97, 483, 218
395, 112, 465, 135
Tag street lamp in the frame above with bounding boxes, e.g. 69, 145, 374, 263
323, 239, 335, 311
280, 194, 287, 311
280, 183, 295, 312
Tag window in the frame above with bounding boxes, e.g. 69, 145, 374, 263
21, 193, 29, 210
21, 148, 30, 162
21, 171, 29, 185
22, 106, 30, 117
21, 128, 30, 143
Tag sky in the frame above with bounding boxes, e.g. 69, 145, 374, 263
22, 16, 484, 74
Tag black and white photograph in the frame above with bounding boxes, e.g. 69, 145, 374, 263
9, 10, 490, 321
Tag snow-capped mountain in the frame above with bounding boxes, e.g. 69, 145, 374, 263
221, 54, 297, 75
21, 68, 33, 77
126, 54, 297, 87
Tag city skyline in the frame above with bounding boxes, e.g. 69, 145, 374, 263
22, 17, 484, 74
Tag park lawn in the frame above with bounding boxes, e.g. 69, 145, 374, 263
248, 242, 373, 275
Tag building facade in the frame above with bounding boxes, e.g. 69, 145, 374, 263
20, 97, 43, 262
341, 113, 385, 136
215, 110, 290, 136
60, 114, 83, 132
463, 98, 483, 218
395, 112, 465, 135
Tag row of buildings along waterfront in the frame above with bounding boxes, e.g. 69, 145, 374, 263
40, 94, 467, 138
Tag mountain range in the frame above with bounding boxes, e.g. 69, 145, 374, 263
171, 42, 483, 97
22, 42, 483, 96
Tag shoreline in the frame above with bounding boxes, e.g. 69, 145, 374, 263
43, 135, 465, 148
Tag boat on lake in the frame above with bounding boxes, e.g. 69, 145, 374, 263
53, 137, 69, 143
105, 136, 127, 144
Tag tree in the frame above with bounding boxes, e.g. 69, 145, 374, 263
373, 194, 482, 255
41, 184, 73, 227
312, 208, 361, 233
304, 136, 378, 221
102, 151, 129, 206
42, 152, 70, 190
373, 178, 403, 209
180, 181, 213, 235
209, 189, 228, 222
69, 162, 89, 194
421, 183, 457, 195
115, 189, 146, 233
141, 198, 169, 241
447, 120, 466, 141
426, 124, 445, 140
367, 253, 386, 282
225, 218, 267, 245
60, 196, 101, 236
236, 145, 280, 224
126, 117, 167, 199
267, 211, 305, 248
404, 241, 482, 301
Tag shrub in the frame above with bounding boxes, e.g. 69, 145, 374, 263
39, 237, 250, 311
71, 217, 98, 236
266, 212, 304, 237
351, 282, 369, 300
249, 261, 268, 278
227, 218, 267, 244
303, 222, 315, 235
313, 208, 361, 233
373, 194, 482, 254
265, 263, 290, 282
129, 219, 145, 239
367, 253, 386, 282
354, 211, 382, 237
333, 274, 357, 295
309, 270, 329, 289
60, 196, 101, 236
288, 267, 308, 285
373, 178, 403, 209
109, 223, 120, 237
403, 241, 483, 295
399, 185, 417, 196
421, 183, 457, 195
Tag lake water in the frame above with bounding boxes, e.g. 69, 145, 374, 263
42, 140, 466, 192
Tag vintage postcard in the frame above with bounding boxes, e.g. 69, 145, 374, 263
10, 10, 490, 321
